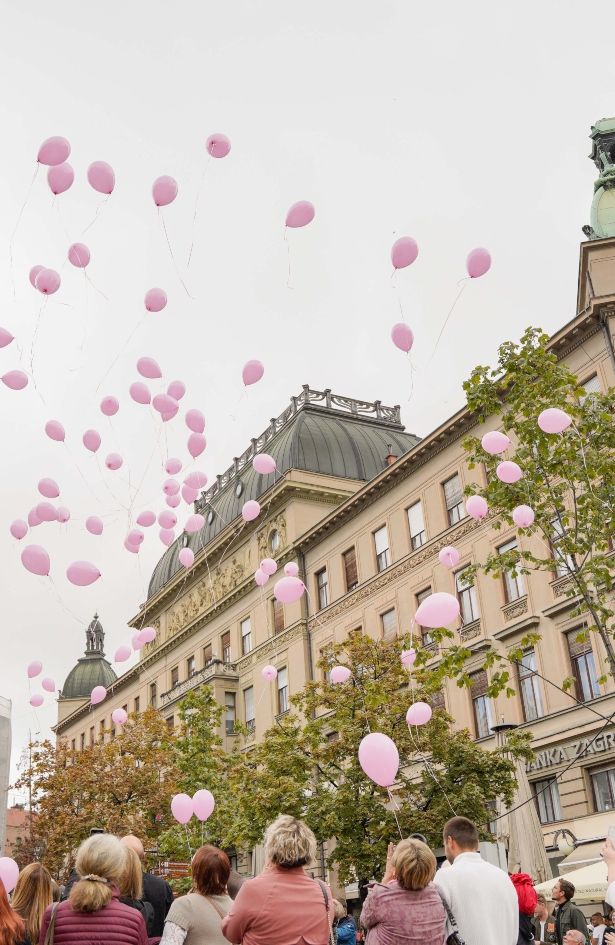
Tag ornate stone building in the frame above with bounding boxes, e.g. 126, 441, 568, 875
57, 121, 615, 879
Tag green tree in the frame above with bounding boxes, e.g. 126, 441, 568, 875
223, 633, 524, 893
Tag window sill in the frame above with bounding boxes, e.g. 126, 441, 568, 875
501, 596, 528, 622
275, 710, 290, 721
460, 619, 481, 642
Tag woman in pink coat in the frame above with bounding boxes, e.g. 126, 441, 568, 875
222, 816, 332, 945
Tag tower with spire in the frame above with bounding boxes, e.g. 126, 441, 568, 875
57, 614, 117, 725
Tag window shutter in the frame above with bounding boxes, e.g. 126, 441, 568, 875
343, 548, 358, 589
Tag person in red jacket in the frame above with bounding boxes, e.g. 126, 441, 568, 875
39, 833, 148, 945
510, 872, 538, 945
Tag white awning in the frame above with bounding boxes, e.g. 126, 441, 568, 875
558, 841, 604, 874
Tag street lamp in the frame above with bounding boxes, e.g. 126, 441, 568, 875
553, 829, 577, 857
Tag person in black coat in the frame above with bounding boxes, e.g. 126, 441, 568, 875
121, 835, 173, 938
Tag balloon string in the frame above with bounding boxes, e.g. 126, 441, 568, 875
85, 270, 110, 302
184, 824, 192, 858
29, 297, 49, 396
54, 198, 73, 244
9, 163, 40, 299
284, 227, 293, 289
46, 576, 86, 627
96, 318, 144, 392
159, 210, 194, 299
82, 196, 109, 236
387, 788, 404, 840
186, 159, 211, 269
429, 279, 469, 363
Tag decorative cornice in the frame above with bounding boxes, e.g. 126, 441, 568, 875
235, 620, 308, 672
492, 614, 541, 643
460, 619, 481, 642
160, 661, 239, 708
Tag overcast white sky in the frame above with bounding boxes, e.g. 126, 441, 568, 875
1, 0, 614, 795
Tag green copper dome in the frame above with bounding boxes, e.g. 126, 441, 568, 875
60, 614, 117, 700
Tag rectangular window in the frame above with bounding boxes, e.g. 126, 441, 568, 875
499, 539, 525, 602
430, 690, 446, 711
71, 739, 76, 751
225, 692, 236, 735
517, 650, 543, 721
272, 598, 285, 634
533, 777, 563, 824
443, 474, 465, 526
381, 608, 397, 641
134, 696, 140, 714
416, 588, 434, 646
204, 643, 213, 666
244, 686, 255, 732
581, 374, 601, 401
149, 682, 157, 708
551, 517, 574, 578
171, 666, 179, 687
187, 655, 196, 677
277, 667, 289, 714
166, 716, 174, 731
122, 704, 128, 715
470, 670, 494, 739
567, 630, 600, 702
343, 547, 358, 592
241, 617, 252, 655
89, 726, 95, 746
374, 525, 391, 572
221, 632, 231, 663
591, 766, 615, 812
407, 501, 427, 550
80, 733, 85, 751
316, 568, 329, 609
456, 567, 480, 624
99, 720, 105, 740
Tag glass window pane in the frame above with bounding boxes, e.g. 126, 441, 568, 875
374, 526, 389, 555
244, 687, 254, 725
408, 502, 425, 540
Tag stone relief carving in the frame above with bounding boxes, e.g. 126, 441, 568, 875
166, 555, 246, 637
502, 598, 528, 621
552, 576, 574, 599
460, 620, 481, 642
257, 514, 287, 559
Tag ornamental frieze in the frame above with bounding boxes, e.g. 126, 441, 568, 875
502, 598, 529, 622
257, 513, 287, 559
166, 555, 246, 637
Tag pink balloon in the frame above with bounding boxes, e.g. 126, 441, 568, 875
90, 685, 107, 706
132, 632, 145, 650
36, 502, 57, 522
254, 569, 268, 587
124, 538, 140, 554
0, 856, 19, 894
171, 793, 194, 824
206, 134, 231, 158
47, 162, 74, 195
415, 591, 460, 628
481, 430, 511, 455
114, 645, 131, 663
252, 453, 276, 475
10, 519, 28, 540
38, 478, 59, 499
274, 575, 305, 604
438, 545, 461, 569
56, 506, 70, 524
185, 409, 205, 434
163, 478, 180, 496
182, 485, 199, 504
105, 453, 123, 471
145, 287, 167, 312
38, 136, 71, 166
2, 370, 28, 391
35, 268, 61, 294
242, 360, 264, 386
496, 461, 523, 484
87, 161, 115, 194
27, 508, 42, 527
391, 323, 414, 353
330, 666, 351, 684
0, 327, 14, 349
261, 665, 278, 681
112, 708, 128, 726
185, 513, 205, 534
42, 677, 55, 693
29, 265, 44, 288
68, 243, 90, 268
136, 510, 156, 527
45, 420, 65, 442
512, 504, 535, 528
391, 237, 419, 270
358, 732, 399, 787
260, 558, 278, 576
162, 460, 180, 479
137, 357, 162, 380
153, 393, 178, 416
401, 649, 416, 668
466, 495, 489, 520
152, 176, 178, 207
27, 660, 42, 679
284, 562, 299, 577
184, 470, 208, 489
127, 528, 144, 545
466, 247, 491, 279
167, 380, 185, 401
286, 200, 315, 228
538, 408, 572, 434
29, 695, 44, 708
83, 429, 101, 452
100, 395, 119, 417
158, 510, 177, 529
67, 560, 101, 586
406, 701, 433, 726
130, 381, 151, 405
140, 627, 157, 644
242, 500, 260, 522
166, 494, 181, 508
179, 547, 195, 568
21, 545, 50, 576
188, 433, 206, 459
192, 788, 216, 820
159, 528, 175, 547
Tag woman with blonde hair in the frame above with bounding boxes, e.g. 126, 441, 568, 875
11, 862, 53, 945
119, 845, 155, 936
39, 833, 148, 945
360, 838, 446, 945
222, 815, 332, 945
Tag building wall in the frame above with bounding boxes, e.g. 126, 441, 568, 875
0, 697, 12, 855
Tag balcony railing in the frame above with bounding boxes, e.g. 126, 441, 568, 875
160, 659, 238, 707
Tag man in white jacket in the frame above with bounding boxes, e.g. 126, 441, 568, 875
434, 816, 519, 945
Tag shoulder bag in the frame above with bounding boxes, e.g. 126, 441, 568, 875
44, 902, 60, 945
315, 878, 336, 945
435, 887, 466, 945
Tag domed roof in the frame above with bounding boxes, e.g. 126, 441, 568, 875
148, 386, 420, 599
60, 614, 117, 700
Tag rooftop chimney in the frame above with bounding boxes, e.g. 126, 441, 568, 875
384, 444, 398, 467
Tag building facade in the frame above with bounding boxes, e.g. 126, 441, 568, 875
0, 696, 12, 855
56, 129, 615, 881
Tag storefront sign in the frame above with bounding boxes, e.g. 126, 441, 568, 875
526, 730, 615, 772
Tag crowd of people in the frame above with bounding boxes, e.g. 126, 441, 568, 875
1, 814, 614, 945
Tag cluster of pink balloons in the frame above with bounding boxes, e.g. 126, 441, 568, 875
29, 264, 61, 295
26, 659, 55, 708
254, 556, 278, 587
171, 788, 215, 824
